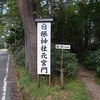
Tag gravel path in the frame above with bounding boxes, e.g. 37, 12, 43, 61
77, 64, 100, 100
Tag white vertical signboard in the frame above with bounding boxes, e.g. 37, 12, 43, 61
37, 22, 51, 75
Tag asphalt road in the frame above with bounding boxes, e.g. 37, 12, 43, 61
0, 51, 11, 100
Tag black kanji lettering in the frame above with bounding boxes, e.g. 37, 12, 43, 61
41, 31, 48, 37
41, 23, 47, 30
41, 67, 48, 73
41, 59, 47, 66
41, 38, 48, 44
41, 52, 47, 59
41, 45, 47, 51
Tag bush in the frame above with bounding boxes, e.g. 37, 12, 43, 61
96, 67, 100, 78
15, 48, 25, 67
8, 40, 25, 67
84, 50, 100, 70
51, 44, 77, 77
83, 50, 100, 77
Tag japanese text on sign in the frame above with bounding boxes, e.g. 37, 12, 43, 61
37, 23, 51, 75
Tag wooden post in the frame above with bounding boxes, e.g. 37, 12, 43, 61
37, 74, 40, 88
49, 75, 51, 87
55, 44, 71, 89
60, 49, 64, 89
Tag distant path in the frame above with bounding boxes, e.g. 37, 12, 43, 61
77, 64, 100, 100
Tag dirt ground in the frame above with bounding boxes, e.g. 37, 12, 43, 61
77, 64, 100, 100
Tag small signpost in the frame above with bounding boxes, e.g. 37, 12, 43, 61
35, 18, 53, 87
55, 44, 71, 50
55, 44, 71, 89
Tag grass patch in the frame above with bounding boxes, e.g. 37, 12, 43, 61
17, 67, 91, 100
64, 77, 90, 100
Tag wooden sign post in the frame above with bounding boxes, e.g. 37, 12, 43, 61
55, 44, 71, 89
35, 18, 53, 87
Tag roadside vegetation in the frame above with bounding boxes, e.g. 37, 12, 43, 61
10, 43, 91, 100
83, 49, 100, 78
17, 66, 90, 100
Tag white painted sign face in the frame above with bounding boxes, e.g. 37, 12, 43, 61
37, 22, 51, 75
55, 44, 71, 49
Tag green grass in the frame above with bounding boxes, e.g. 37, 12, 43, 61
64, 78, 90, 100
17, 67, 91, 100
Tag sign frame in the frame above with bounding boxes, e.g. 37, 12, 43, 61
35, 18, 53, 75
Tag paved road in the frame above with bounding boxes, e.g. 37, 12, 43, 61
0, 51, 11, 100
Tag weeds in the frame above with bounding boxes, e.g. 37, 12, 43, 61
17, 67, 91, 100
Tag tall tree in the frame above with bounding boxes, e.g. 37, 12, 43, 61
92, 1, 100, 46
17, 0, 37, 80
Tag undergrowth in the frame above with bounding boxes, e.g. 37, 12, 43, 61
17, 66, 91, 100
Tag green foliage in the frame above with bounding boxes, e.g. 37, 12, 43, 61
17, 67, 90, 100
51, 44, 77, 77
52, 2, 84, 53
96, 67, 100, 78
64, 78, 90, 100
15, 48, 25, 67
83, 50, 100, 77
0, 38, 4, 49
1, 0, 100, 54
6, 33, 15, 45
52, 1, 100, 53
6, 0, 21, 27
0, 43, 4, 49
5, 27, 24, 45
9, 39, 25, 67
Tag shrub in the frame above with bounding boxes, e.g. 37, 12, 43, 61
84, 50, 100, 70
15, 48, 25, 67
83, 51, 97, 70
8, 40, 25, 67
96, 67, 100, 78
51, 44, 77, 77
83, 50, 100, 77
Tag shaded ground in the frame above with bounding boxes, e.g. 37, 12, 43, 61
77, 64, 100, 100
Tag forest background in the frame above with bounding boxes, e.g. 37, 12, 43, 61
0, 0, 100, 96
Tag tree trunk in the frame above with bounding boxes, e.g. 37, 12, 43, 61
25, 33, 28, 69
17, 0, 37, 80
83, 0, 87, 4
84, 29, 89, 51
